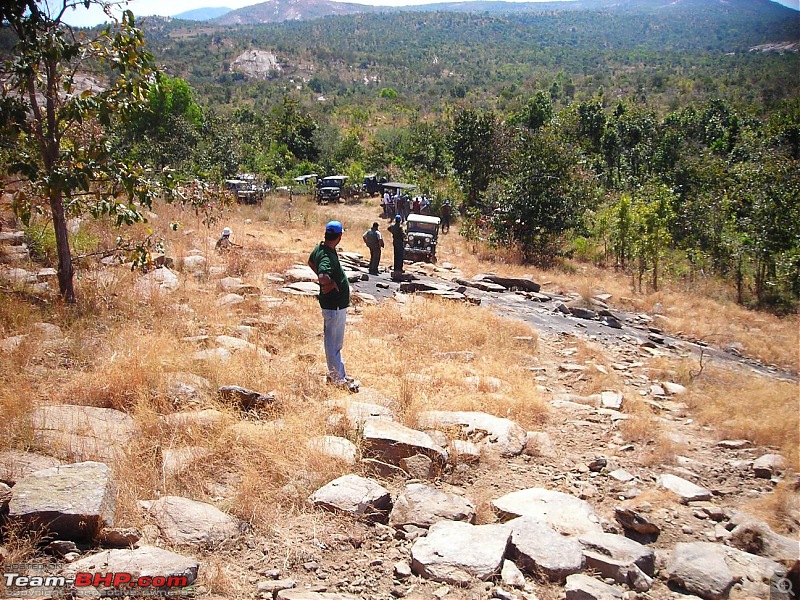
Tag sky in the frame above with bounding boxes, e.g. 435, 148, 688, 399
59, 0, 799, 27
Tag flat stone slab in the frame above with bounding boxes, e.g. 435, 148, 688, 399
309, 474, 391, 520
657, 474, 712, 503
362, 418, 448, 468
411, 521, 511, 585
327, 398, 395, 429
389, 483, 476, 529
508, 516, 584, 582
564, 574, 623, 600
578, 531, 655, 576
752, 453, 786, 478
474, 274, 541, 292
667, 542, 734, 600
418, 410, 526, 457
30, 405, 137, 463
144, 496, 241, 547
0, 450, 62, 484
729, 516, 800, 565
284, 265, 318, 282
9, 461, 115, 543
64, 546, 199, 587
279, 282, 319, 296
492, 488, 602, 535
307, 436, 358, 464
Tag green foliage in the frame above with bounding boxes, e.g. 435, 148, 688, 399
379, 88, 398, 99
449, 109, 498, 207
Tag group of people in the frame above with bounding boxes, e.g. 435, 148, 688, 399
381, 192, 434, 221
362, 216, 405, 276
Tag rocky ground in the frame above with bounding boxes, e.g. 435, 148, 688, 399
1, 222, 798, 600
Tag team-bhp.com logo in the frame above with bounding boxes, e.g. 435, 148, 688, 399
3, 565, 189, 596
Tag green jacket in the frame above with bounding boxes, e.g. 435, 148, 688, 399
308, 242, 350, 310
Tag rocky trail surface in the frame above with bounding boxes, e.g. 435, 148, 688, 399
1, 231, 798, 600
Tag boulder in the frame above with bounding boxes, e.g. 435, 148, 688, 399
215, 335, 270, 358
64, 546, 199, 587
578, 531, 655, 589
507, 516, 584, 582
389, 483, 476, 529
306, 436, 358, 464
492, 488, 602, 535
500, 560, 526, 589
410, 521, 511, 585
400, 453, 436, 480
284, 265, 317, 282
417, 411, 526, 457
657, 473, 712, 503
474, 274, 541, 293
600, 391, 623, 410
216, 293, 245, 306
144, 496, 241, 547
362, 418, 448, 469
181, 254, 207, 276
729, 517, 800, 566
309, 474, 391, 521
0, 450, 62, 484
666, 542, 735, 599
9, 461, 115, 542
455, 277, 507, 293
614, 505, 660, 536
564, 574, 624, 600
752, 454, 786, 478
134, 267, 180, 296
327, 399, 395, 429
524, 431, 558, 459
30, 404, 137, 463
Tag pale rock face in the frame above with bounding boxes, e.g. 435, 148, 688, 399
309, 474, 392, 520
492, 488, 603, 536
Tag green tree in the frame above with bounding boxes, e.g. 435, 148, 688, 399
270, 96, 319, 163
449, 109, 497, 208
629, 183, 675, 291
511, 91, 553, 131
0, 2, 165, 302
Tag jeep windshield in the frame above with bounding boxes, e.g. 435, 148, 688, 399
408, 221, 437, 235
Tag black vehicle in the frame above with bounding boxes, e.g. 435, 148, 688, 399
363, 174, 387, 196
316, 175, 348, 204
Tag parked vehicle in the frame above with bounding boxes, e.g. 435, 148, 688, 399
225, 173, 265, 204
316, 175, 348, 204
404, 214, 440, 263
363, 173, 387, 196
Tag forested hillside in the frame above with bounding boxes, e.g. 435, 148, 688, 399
1, 0, 798, 309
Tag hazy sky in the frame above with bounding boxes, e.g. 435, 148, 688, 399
59, 0, 799, 27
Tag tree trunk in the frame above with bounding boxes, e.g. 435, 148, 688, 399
50, 191, 75, 303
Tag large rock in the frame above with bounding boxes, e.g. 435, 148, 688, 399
752, 454, 786, 478
657, 473, 712, 503
410, 521, 511, 585
667, 542, 735, 599
307, 436, 358, 464
30, 405, 137, 463
614, 505, 660, 535
309, 474, 391, 520
508, 516, 584, 582
327, 398, 395, 429
729, 516, 800, 566
0, 450, 62, 484
9, 461, 115, 542
417, 411, 526, 457
215, 335, 271, 358
284, 265, 317, 282
218, 385, 275, 410
181, 255, 207, 276
64, 546, 199, 587
144, 496, 241, 547
492, 488, 602, 535
362, 418, 448, 469
473, 274, 541, 293
389, 483, 476, 529
578, 531, 655, 589
134, 267, 180, 296
564, 574, 624, 600
279, 282, 319, 296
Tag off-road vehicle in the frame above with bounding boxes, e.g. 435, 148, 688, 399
404, 214, 440, 263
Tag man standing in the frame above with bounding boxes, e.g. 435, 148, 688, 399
388, 214, 405, 273
362, 222, 384, 276
441, 199, 452, 234
308, 221, 358, 392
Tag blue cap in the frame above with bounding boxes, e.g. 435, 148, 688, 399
325, 220, 343, 234
395, 215, 402, 221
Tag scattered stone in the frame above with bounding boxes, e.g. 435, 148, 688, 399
662, 381, 687, 395
492, 488, 602, 535
394, 561, 412, 579
614, 505, 660, 536
410, 521, 511, 585
474, 274, 541, 292
134, 267, 180, 296
588, 457, 607, 472
715, 439, 752, 450
9, 461, 115, 542
362, 418, 448, 469
30, 405, 137, 463
182, 255, 207, 276
327, 397, 395, 429
558, 363, 588, 372
309, 474, 391, 521
578, 531, 655, 588
564, 574, 623, 600
524, 431, 558, 459
258, 579, 296, 596
64, 546, 199, 587
464, 375, 503, 393
307, 436, 358, 464
752, 453, 786, 478
729, 516, 800, 565
600, 391, 623, 410
400, 453, 436, 480
389, 483, 476, 529
215, 335, 270, 357
418, 411, 526, 457
219, 385, 275, 410
608, 469, 635, 483
569, 307, 598, 320
508, 516, 584, 582
500, 560, 526, 589
657, 474, 712, 503
144, 496, 241, 547
217, 292, 246, 306
284, 265, 317, 282
450, 440, 482, 464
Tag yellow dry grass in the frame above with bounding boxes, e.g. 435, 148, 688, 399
1, 192, 797, 543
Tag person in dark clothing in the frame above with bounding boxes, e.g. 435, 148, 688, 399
387, 215, 405, 273
362, 222, 384, 275
441, 199, 452, 234
308, 220, 358, 392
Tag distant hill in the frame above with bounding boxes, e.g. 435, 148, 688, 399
214, 0, 377, 24
174, 7, 232, 21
